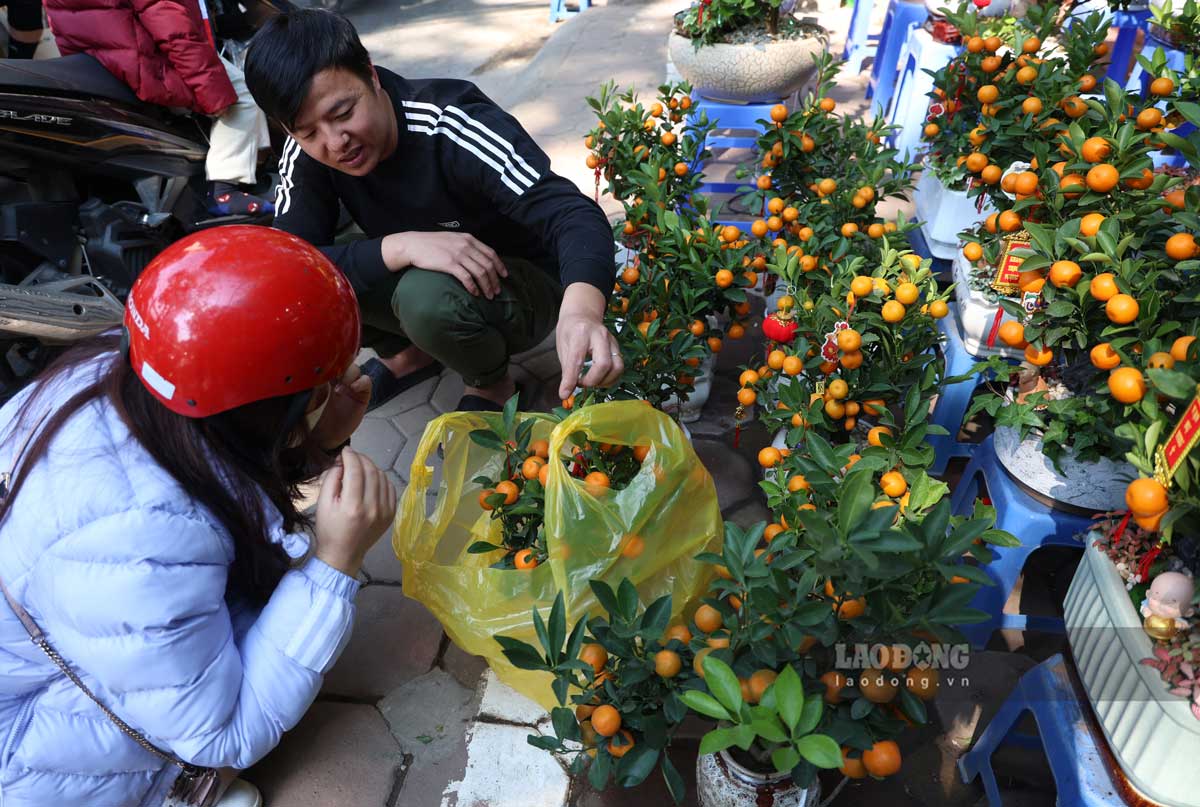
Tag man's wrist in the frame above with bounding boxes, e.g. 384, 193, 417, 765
381, 232, 411, 272
560, 282, 606, 322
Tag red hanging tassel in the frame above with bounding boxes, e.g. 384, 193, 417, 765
1138, 543, 1163, 582
1111, 510, 1132, 547
985, 307, 1005, 349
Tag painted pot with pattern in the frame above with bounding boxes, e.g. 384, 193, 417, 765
668, 30, 827, 103
696, 750, 820, 807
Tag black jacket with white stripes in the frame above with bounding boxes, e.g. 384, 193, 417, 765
273, 68, 614, 298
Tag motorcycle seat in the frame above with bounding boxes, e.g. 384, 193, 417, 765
0, 54, 139, 106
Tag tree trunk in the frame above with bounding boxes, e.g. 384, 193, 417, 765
768, 6, 779, 35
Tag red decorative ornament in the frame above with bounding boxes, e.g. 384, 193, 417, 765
974, 0, 991, 8
930, 18, 962, 44
762, 312, 799, 344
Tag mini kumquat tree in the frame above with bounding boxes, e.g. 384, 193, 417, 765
743, 246, 951, 444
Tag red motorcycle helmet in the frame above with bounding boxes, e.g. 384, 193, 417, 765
124, 225, 361, 418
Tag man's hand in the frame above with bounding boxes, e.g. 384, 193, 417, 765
557, 283, 623, 400
381, 231, 508, 299
311, 365, 372, 450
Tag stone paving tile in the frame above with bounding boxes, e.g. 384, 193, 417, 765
392, 431, 425, 483
322, 586, 443, 700
362, 524, 404, 584
691, 438, 756, 513
381, 668, 481, 807
351, 417, 406, 476
442, 722, 570, 807
369, 375, 442, 420
442, 639, 490, 690
431, 372, 468, 414
389, 402, 441, 441
477, 669, 549, 726
246, 702, 404, 807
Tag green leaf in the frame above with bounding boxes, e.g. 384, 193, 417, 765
590, 580, 619, 616
680, 690, 732, 721
533, 607, 551, 661
795, 734, 843, 769
528, 734, 562, 751
662, 755, 686, 805
589, 747, 611, 789
495, 635, 548, 671
850, 697, 875, 720
795, 695, 824, 736
774, 664, 805, 732
469, 429, 505, 452
641, 595, 673, 639
702, 653, 745, 715
1148, 368, 1198, 400
699, 726, 745, 756
772, 747, 801, 773
548, 594, 567, 661
502, 394, 519, 439
552, 706, 580, 741
836, 470, 875, 540
467, 541, 502, 554
616, 744, 660, 787
751, 716, 789, 744
617, 579, 640, 622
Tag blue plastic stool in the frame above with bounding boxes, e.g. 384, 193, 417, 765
949, 435, 1092, 649
928, 311, 984, 476
843, 0, 880, 74
885, 26, 960, 163
960, 654, 1124, 807
688, 96, 777, 196
907, 226, 953, 281
866, 0, 927, 116
1103, 8, 1151, 84
549, 0, 589, 23
1126, 32, 1187, 92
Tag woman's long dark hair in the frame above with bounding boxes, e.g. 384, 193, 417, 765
0, 333, 331, 606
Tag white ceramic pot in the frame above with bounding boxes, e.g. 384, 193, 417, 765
1064, 544, 1200, 807
914, 168, 993, 260
680, 353, 717, 423
951, 250, 1024, 360
668, 30, 827, 103
993, 426, 1135, 512
696, 750, 820, 807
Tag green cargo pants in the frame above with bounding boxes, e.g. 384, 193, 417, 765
359, 257, 563, 388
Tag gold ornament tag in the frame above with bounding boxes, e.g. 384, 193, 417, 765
991, 230, 1033, 296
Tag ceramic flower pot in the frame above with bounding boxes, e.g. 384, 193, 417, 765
1064, 544, 1200, 807
668, 30, 827, 103
914, 168, 993, 260
696, 750, 820, 807
992, 426, 1134, 512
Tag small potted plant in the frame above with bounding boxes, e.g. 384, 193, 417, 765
668, 0, 828, 102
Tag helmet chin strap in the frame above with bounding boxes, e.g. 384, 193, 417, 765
282, 388, 317, 450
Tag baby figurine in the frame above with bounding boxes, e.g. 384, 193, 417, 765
1141, 572, 1196, 638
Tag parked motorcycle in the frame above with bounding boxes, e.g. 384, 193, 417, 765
0, 0, 293, 399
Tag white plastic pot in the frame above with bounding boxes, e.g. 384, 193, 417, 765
951, 250, 1024, 360
914, 169, 993, 261
1065, 544, 1200, 807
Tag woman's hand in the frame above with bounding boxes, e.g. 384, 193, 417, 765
314, 449, 397, 577
311, 365, 372, 450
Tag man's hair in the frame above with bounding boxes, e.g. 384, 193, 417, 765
244, 9, 374, 131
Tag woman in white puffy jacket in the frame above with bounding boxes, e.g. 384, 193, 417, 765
0, 226, 394, 807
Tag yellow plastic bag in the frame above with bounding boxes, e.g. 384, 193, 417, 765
394, 401, 721, 707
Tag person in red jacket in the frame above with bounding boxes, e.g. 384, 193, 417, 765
43, 0, 274, 215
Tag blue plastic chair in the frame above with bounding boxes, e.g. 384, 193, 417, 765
866, 0, 927, 116
949, 435, 1093, 648
843, 0, 880, 74
1127, 31, 1188, 92
960, 654, 1124, 806
549, 0, 589, 23
928, 311, 985, 476
885, 26, 961, 163
1104, 8, 1151, 84
907, 226, 954, 280
688, 96, 778, 196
